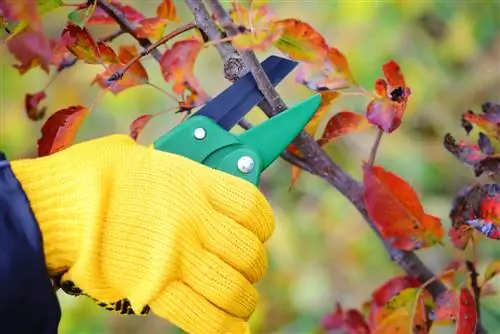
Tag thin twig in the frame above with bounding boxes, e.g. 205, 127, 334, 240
106, 22, 197, 82
98, 28, 125, 43
466, 260, 482, 330
368, 129, 384, 166
96, 0, 162, 61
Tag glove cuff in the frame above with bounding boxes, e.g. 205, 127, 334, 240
10, 149, 101, 276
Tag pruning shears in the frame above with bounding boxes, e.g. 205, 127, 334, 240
153, 55, 321, 185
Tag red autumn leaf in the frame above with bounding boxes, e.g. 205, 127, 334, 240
366, 60, 411, 134
49, 38, 74, 71
296, 47, 356, 91
383, 60, 406, 88
0, 0, 38, 27
462, 110, 500, 140
456, 288, 477, 334
432, 290, 459, 322
130, 114, 154, 141
448, 224, 473, 250
178, 85, 210, 113
61, 23, 118, 64
160, 38, 204, 95
321, 302, 370, 334
136, 17, 168, 40
479, 191, 500, 223
366, 97, 405, 133
25, 91, 47, 121
92, 45, 149, 94
443, 133, 489, 168
37, 106, 89, 157
272, 18, 329, 63
367, 275, 421, 326
317, 111, 370, 146
81, 1, 145, 25
157, 0, 179, 21
5, 25, 53, 74
372, 287, 430, 334
362, 164, 444, 251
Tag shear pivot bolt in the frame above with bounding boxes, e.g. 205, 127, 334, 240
237, 156, 254, 174
193, 128, 206, 140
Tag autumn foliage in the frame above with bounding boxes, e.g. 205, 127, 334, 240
1, 0, 498, 333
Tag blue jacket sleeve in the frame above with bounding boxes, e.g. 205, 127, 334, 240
0, 152, 61, 334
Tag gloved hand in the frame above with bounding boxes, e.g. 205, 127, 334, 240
10, 134, 275, 333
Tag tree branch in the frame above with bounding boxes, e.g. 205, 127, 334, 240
193, 0, 485, 329
96, 0, 162, 62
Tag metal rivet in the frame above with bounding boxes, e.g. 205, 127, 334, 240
237, 156, 254, 173
193, 128, 206, 140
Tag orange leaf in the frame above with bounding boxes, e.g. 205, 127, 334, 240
372, 308, 408, 334
136, 17, 168, 40
25, 91, 47, 121
462, 110, 500, 140
318, 111, 370, 146
130, 114, 154, 141
61, 22, 117, 64
295, 47, 355, 91
303, 91, 339, 136
92, 45, 149, 94
37, 106, 89, 157
289, 165, 302, 190
232, 27, 283, 52
157, 0, 179, 21
383, 60, 405, 88
229, 2, 273, 28
321, 303, 370, 334
178, 86, 210, 113
160, 38, 204, 94
96, 41, 120, 63
456, 288, 477, 334
362, 164, 444, 251
272, 18, 328, 63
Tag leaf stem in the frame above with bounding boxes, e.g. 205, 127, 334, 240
98, 28, 125, 43
106, 22, 197, 83
368, 129, 383, 166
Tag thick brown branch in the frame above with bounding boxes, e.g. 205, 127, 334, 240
186, 0, 485, 331
185, 0, 245, 81
201, 0, 452, 310
96, 0, 162, 61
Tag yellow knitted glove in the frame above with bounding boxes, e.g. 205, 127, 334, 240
10, 134, 275, 334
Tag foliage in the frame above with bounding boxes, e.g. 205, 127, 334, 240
1, 0, 499, 333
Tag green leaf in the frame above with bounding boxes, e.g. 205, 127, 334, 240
67, 1, 97, 27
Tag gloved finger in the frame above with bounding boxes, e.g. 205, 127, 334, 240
202, 171, 275, 243
182, 247, 258, 319
149, 281, 251, 334
200, 211, 267, 284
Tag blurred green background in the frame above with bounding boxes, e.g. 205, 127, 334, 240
1, 0, 500, 333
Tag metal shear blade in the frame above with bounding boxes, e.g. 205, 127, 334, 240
192, 55, 298, 130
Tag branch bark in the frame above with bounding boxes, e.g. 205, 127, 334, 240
196, 0, 487, 332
